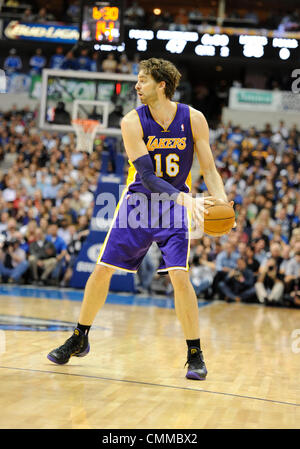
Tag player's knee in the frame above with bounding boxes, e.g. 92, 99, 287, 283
92, 264, 115, 281
169, 269, 190, 289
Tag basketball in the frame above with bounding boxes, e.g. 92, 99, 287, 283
204, 202, 235, 236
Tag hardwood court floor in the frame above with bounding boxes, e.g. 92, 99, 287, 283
0, 287, 300, 429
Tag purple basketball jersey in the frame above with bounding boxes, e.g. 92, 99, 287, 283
127, 103, 194, 195
97, 102, 194, 273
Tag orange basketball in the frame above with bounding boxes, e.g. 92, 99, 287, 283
204, 202, 235, 236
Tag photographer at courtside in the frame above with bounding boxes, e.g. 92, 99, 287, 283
0, 237, 29, 283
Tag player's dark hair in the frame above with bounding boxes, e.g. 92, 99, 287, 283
139, 58, 181, 99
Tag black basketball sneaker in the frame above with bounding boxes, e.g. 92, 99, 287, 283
185, 347, 207, 380
47, 328, 90, 365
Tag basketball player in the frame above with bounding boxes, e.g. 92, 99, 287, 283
47, 58, 232, 380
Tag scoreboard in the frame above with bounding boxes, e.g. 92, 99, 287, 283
80, 0, 124, 45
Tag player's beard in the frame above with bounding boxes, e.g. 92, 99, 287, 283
139, 90, 158, 106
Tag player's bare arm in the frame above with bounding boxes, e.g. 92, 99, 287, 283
190, 106, 230, 204
120, 109, 148, 161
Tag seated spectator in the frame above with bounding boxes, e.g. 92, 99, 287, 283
61, 51, 78, 70
218, 257, 256, 303
101, 53, 117, 73
1, 217, 18, 241
245, 245, 260, 279
284, 249, 300, 296
190, 245, 216, 297
23, 8, 35, 22
28, 228, 57, 285
66, 0, 81, 22
252, 237, 268, 264
279, 245, 291, 276
79, 181, 94, 210
4, 49, 22, 75
211, 241, 240, 297
29, 49, 47, 75
252, 208, 276, 238
0, 211, 10, 234
49, 46, 65, 69
90, 52, 99, 72
131, 54, 140, 75
35, 7, 55, 23
274, 208, 291, 242
60, 217, 89, 287
22, 219, 38, 246
45, 223, 67, 283
42, 175, 62, 200
77, 48, 92, 71
117, 54, 132, 74
0, 236, 29, 284
255, 257, 284, 304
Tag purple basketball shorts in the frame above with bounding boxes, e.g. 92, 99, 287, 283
97, 191, 191, 273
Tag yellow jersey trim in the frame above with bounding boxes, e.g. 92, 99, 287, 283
148, 103, 178, 132
97, 261, 137, 274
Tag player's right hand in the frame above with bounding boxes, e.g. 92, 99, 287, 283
192, 195, 217, 227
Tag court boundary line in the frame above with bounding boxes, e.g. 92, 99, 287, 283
0, 365, 299, 408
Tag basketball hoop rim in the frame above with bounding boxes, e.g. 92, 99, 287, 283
71, 118, 101, 133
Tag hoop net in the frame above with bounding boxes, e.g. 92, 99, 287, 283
72, 119, 101, 154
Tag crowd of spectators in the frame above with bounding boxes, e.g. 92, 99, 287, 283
0, 106, 98, 287
3, 47, 139, 76
2, 0, 300, 33
0, 104, 299, 308
124, 3, 300, 32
